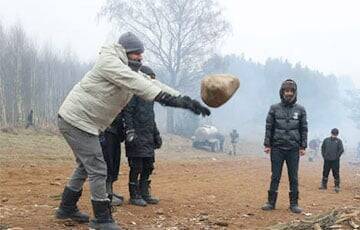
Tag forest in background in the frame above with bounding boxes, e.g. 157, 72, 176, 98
0, 20, 359, 145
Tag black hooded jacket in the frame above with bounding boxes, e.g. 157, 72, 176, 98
123, 64, 160, 158
264, 79, 308, 150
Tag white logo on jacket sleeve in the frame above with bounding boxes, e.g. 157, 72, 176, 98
293, 112, 299, 120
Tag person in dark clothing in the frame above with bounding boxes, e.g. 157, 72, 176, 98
25, 110, 34, 129
123, 65, 162, 207
261, 79, 308, 214
99, 113, 125, 206
215, 132, 225, 152
319, 128, 344, 193
229, 129, 239, 155
356, 142, 360, 161
98, 52, 150, 208
308, 138, 321, 162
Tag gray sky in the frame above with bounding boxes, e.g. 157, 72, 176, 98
0, 0, 359, 86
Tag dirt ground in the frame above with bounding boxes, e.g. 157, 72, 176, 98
1, 129, 360, 229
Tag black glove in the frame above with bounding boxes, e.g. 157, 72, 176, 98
125, 129, 137, 145
154, 135, 162, 149
155, 92, 211, 117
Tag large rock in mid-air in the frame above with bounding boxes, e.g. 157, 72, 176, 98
201, 74, 240, 108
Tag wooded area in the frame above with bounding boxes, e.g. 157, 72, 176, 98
0, 22, 90, 127
0, 19, 358, 136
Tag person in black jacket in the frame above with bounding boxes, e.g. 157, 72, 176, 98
319, 128, 344, 193
356, 142, 360, 161
308, 138, 321, 162
99, 113, 125, 206
123, 65, 162, 207
98, 59, 148, 208
229, 129, 239, 155
261, 79, 308, 214
25, 109, 34, 129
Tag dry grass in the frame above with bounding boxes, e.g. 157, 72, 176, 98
0, 128, 72, 166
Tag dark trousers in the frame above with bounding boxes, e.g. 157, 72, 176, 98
322, 159, 340, 185
128, 157, 155, 183
100, 131, 121, 183
269, 148, 300, 193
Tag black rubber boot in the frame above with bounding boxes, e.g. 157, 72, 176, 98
89, 200, 121, 230
106, 181, 124, 206
128, 182, 147, 207
334, 179, 340, 193
55, 186, 89, 223
140, 180, 159, 204
112, 193, 124, 205
319, 177, 328, 190
261, 190, 277, 211
289, 191, 302, 214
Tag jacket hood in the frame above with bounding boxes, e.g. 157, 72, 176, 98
279, 79, 297, 105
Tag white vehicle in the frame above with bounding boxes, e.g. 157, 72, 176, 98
192, 125, 222, 152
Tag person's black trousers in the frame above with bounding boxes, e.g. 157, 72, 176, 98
128, 157, 155, 183
100, 131, 121, 183
322, 159, 340, 186
269, 148, 300, 193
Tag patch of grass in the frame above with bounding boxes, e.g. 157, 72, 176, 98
0, 129, 72, 165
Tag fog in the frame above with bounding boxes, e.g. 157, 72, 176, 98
0, 0, 359, 153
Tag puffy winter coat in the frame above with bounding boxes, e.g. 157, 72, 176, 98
58, 43, 179, 135
264, 80, 308, 150
123, 95, 160, 158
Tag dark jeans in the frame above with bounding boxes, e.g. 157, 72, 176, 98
269, 148, 300, 193
128, 157, 155, 183
100, 131, 121, 183
322, 159, 340, 185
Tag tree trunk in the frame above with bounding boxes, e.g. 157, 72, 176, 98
0, 76, 7, 126
166, 107, 174, 133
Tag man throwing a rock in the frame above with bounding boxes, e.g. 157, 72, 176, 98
55, 32, 210, 230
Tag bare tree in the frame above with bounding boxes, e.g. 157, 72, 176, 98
100, 0, 230, 132
0, 21, 89, 128
0, 22, 7, 126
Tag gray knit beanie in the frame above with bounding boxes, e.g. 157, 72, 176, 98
118, 32, 144, 53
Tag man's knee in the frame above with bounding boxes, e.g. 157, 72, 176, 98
85, 153, 108, 179
142, 165, 154, 176
270, 179, 280, 191
130, 164, 143, 174
131, 165, 143, 174
68, 164, 88, 188
289, 177, 298, 186
129, 159, 143, 174
71, 170, 87, 183
271, 179, 280, 185
143, 159, 154, 169
271, 174, 281, 184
